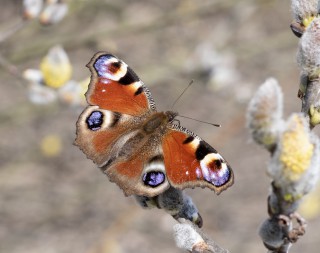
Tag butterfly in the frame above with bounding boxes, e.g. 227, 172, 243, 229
75, 52, 234, 197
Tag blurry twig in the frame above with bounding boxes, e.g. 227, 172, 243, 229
0, 18, 28, 84
174, 219, 230, 253
0, 19, 28, 44
0, 54, 23, 79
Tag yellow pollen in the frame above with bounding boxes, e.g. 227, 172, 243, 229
280, 115, 313, 181
302, 15, 316, 28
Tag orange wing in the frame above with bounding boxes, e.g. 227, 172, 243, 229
162, 126, 234, 195
76, 106, 170, 197
105, 152, 170, 197
86, 52, 156, 116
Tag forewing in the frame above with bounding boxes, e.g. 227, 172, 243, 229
86, 52, 156, 116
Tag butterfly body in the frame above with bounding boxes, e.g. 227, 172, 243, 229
75, 52, 234, 197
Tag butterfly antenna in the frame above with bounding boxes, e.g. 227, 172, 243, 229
171, 79, 194, 109
178, 114, 221, 127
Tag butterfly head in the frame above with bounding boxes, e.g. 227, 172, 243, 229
165, 111, 179, 123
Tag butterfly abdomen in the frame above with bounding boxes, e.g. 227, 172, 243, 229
118, 132, 146, 158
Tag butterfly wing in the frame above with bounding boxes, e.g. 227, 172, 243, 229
105, 145, 171, 197
75, 106, 133, 166
76, 106, 171, 197
162, 125, 234, 194
76, 52, 157, 165
86, 52, 156, 116
76, 53, 171, 196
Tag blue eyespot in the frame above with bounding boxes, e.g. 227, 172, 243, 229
86, 111, 103, 131
143, 171, 165, 187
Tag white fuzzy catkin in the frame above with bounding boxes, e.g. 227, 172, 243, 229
40, 1, 68, 25
259, 218, 286, 249
23, 0, 43, 19
157, 187, 184, 215
268, 114, 320, 201
247, 78, 283, 149
291, 0, 318, 22
174, 223, 205, 251
297, 18, 320, 78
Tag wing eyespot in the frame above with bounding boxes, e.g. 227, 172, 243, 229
142, 171, 166, 187
142, 155, 166, 188
213, 159, 222, 169
86, 111, 103, 131
110, 61, 122, 73
200, 154, 231, 187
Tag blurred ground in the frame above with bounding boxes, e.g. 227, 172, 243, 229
1, 0, 319, 253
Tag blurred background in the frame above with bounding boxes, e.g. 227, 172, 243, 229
1, 0, 320, 253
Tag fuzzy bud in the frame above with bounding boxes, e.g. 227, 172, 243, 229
40, 1, 68, 25
259, 218, 287, 250
247, 78, 283, 151
174, 222, 206, 252
23, 0, 43, 19
174, 220, 230, 253
268, 114, 320, 202
291, 0, 318, 24
157, 187, 203, 227
134, 195, 159, 209
23, 69, 58, 104
309, 104, 320, 126
40, 45, 72, 89
156, 187, 184, 214
172, 193, 203, 228
23, 69, 43, 84
297, 18, 320, 79
28, 82, 58, 104
135, 188, 203, 227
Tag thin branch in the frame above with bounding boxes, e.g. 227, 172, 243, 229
174, 219, 230, 253
0, 19, 28, 44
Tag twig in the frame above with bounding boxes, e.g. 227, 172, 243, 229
0, 19, 28, 44
248, 1, 320, 252
174, 219, 230, 253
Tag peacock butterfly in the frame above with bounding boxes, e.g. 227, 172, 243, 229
75, 52, 234, 197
